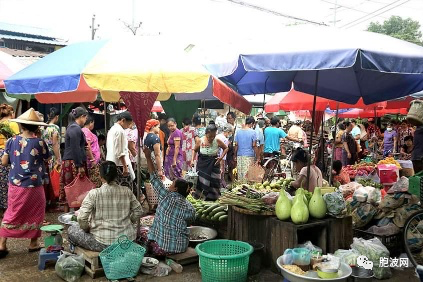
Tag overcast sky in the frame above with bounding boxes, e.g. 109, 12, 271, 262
0, 0, 422, 43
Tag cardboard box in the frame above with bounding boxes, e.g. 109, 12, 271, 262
377, 164, 399, 185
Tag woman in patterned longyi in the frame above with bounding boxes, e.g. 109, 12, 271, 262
0, 108, 50, 258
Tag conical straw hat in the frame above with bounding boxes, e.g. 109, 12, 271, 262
10, 108, 48, 126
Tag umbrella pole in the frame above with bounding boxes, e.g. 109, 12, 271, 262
104, 101, 108, 136
136, 136, 142, 237
328, 102, 339, 185
306, 71, 319, 190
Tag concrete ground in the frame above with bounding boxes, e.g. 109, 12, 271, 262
0, 212, 420, 282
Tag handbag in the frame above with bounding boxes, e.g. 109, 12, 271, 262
50, 165, 61, 198
64, 175, 96, 208
246, 163, 265, 182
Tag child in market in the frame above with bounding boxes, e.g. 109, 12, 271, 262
332, 160, 350, 186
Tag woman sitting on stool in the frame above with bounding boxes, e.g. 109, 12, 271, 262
68, 161, 143, 252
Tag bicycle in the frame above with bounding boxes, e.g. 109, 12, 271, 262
403, 208, 423, 267
262, 152, 286, 183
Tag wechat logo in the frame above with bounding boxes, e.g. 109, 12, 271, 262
357, 255, 373, 270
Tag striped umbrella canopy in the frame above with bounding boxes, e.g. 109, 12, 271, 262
4, 36, 215, 103
0, 50, 25, 89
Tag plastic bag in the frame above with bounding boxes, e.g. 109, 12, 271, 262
334, 249, 360, 266
151, 262, 172, 277
50, 165, 61, 198
55, 251, 84, 282
351, 203, 377, 228
246, 164, 265, 183
298, 241, 322, 256
366, 223, 400, 236
339, 182, 362, 199
387, 176, 409, 194
323, 192, 346, 217
262, 192, 279, 206
367, 187, 381, 204
353, 186, 375, 202
351, 237, 392, 280
378, 193, 406, 212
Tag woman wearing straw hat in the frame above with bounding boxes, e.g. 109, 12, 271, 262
0, 108, 50, 258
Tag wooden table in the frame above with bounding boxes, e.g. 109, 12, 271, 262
226, 206, 353, 271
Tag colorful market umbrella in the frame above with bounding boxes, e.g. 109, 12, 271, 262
4, 36, 211, 103
0, 50, 25, 89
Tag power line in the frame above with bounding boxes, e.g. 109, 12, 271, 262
345, 0, 411, 28
320, 0, 369, 14
341, 0, 403, 28
223, 0, 328, 26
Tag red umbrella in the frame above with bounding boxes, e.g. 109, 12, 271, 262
264, 89, 386, 113
338, 108, 408, 118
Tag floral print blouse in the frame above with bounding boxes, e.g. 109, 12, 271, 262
5, 135, 50, 187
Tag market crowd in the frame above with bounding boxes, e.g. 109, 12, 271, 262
0, 102, 422, 259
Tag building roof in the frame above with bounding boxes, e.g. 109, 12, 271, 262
0, 22, 67, 45
0, 34, 65, 45
0, 48, 44, 67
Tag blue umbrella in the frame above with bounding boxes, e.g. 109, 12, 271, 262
201, 26, 423, 187
202, 26, 423, 104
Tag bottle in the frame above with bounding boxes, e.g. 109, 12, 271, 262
166, 258, 183, 273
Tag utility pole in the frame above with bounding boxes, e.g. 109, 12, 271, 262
90, 14, 100, 40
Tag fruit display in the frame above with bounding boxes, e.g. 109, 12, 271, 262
378, 157, 401, 169
275, 190, 292, 220
251, 178, 295, 192
308, 187, 327, 219
187, 194, 228, 222
291, 189, 309, 224
344, 162, 376, 178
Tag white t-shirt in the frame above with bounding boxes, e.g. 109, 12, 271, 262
216, 133, 229, 160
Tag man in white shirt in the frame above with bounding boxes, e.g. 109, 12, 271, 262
107, 111, 134, 187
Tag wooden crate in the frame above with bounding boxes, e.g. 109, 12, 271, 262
166, 247, 198, 265
327, 216, 353, 253
228, 206, 272, 266
74, 246, 104, 279
268, 217, 327, 272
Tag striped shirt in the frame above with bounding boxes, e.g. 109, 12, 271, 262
148, 174, 196, 253
77, 182, 143, 245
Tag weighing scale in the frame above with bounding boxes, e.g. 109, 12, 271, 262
40, 225, 64, 248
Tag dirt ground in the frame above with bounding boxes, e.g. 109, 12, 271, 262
0, 212, 420, 282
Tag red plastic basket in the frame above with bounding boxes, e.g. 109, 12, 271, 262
64, 175, 96, 208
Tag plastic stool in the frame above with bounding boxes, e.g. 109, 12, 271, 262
38, 248, 60, 270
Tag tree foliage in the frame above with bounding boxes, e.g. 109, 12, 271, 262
367, 16, 423, 46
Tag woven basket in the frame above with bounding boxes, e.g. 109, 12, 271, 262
145, 178, 173, 206
196, 240, 253, 282
99, 235, 146, 280
145, 182, 158, 206
64, 175, 96, 208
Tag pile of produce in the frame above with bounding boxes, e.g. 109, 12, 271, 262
275, 187, 327, 224
219, 192, 269, 213
343, 162, 376, 179
378, 157, 401, 169
250, 178, 294, 192
357, 178, 382, 189
187, 194, 228, 222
